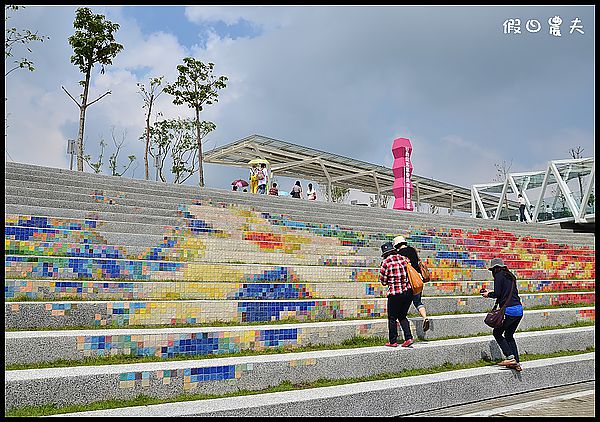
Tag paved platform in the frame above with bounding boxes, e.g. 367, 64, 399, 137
410, 380, 595, 417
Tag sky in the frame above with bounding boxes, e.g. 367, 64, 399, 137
4, 5, 595, 209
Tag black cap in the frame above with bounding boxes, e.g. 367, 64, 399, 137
381, 241, 395, 257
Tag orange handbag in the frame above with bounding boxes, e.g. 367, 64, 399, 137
406, 263, 424, 295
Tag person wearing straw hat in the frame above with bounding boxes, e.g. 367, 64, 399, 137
393, 235, 430, 332
480, 257, 524, 372
379, 241, 415, 348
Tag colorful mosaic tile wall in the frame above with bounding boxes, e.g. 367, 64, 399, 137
117, 363, 255, 391
5, 299, 389, 327
4, 201, 595, 307
5, 293, 595, 329
5, 279, 595, 301
75, 322, 387, 360
5, 255, 593, 283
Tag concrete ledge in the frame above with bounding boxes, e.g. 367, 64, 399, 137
4, 163, 594, 241
5, 194, 593, 248
5, 279, 595, 301
5, 178, 594, 246
4, 308, 595, 365
53, 352, 595, 417
5, 292, 595, 329
4, 328, 594, 411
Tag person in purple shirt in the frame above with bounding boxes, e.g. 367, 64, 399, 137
481, 258, 524, 372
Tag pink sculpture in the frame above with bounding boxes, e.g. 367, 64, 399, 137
392, 137, 413, 211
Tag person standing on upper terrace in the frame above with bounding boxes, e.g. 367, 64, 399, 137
269, 182, 279, 195
306, 183, 317, 200
249, 164, 259, 194
290, 181, 303, 199
379, 241, 414, 348
518, 194, 527, 223
257, 163, 268, 195
480, 258, 523, 372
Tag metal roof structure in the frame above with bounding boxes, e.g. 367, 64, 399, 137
471, 157, 595, 224
204, 134, 515, 212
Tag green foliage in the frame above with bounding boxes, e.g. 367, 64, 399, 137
164, 57, 227, 186
328, 186, 350, 203
107, 128, 136, 177
5, 5, 49, 76
83, 138, 106, 174
68, 7, 123, 76
83, 129, 136, 176
137, 76, 165, 109
146, 118, 216, 183
163, 57, 228, 111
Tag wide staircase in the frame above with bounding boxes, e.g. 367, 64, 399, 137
4, 161, 595, 417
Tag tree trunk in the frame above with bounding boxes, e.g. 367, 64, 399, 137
195, 107, 204, 187
144, 96, 153, 180
76, 67, 91, 171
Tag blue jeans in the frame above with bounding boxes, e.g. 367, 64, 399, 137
412, 293, 425, 312
493, 315, 522, 362
257, 185, 266, 194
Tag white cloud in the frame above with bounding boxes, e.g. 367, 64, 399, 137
184, 5, 297, 29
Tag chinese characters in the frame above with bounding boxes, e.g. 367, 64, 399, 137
503, 16, 585, 36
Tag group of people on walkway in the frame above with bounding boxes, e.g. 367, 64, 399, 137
238, 164, 318, 200
289, 181, 317, 200
379, 237, 523, 372
248, 163, 269, 195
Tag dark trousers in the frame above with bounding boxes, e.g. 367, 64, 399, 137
519, 204, 526, 222
493, 314, 522, 362
387, 291, 413, 343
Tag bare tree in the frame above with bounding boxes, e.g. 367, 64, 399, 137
569, 146, 585, 197
108, 127, 136, 177
369, 194, 391, 208
83, 128, 136, 176
83, 137, 106, 174
494, 159, 513, 217
137, 76, 164, 180
428, 203, 439, 214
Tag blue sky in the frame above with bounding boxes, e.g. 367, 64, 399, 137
4, 5, 595, 207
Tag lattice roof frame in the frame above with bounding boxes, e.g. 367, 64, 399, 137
204, 134, 511, 212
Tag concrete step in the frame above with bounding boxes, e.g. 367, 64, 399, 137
6, 254, 594, 285
6, 237, 594, 272
4, 162, 586, 236
5, 279, 596, 302
5, 163, 593, 241
51, 352, 595, 417
5, 187, 593, 246
8, 220, 594, 261
5, 307, 595, 366
4, 328, 595, 412
6, 209, 596, 255
5, 292, 595, 330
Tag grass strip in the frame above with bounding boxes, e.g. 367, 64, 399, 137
5, 320, 594, 371
5, 347, 594, 417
